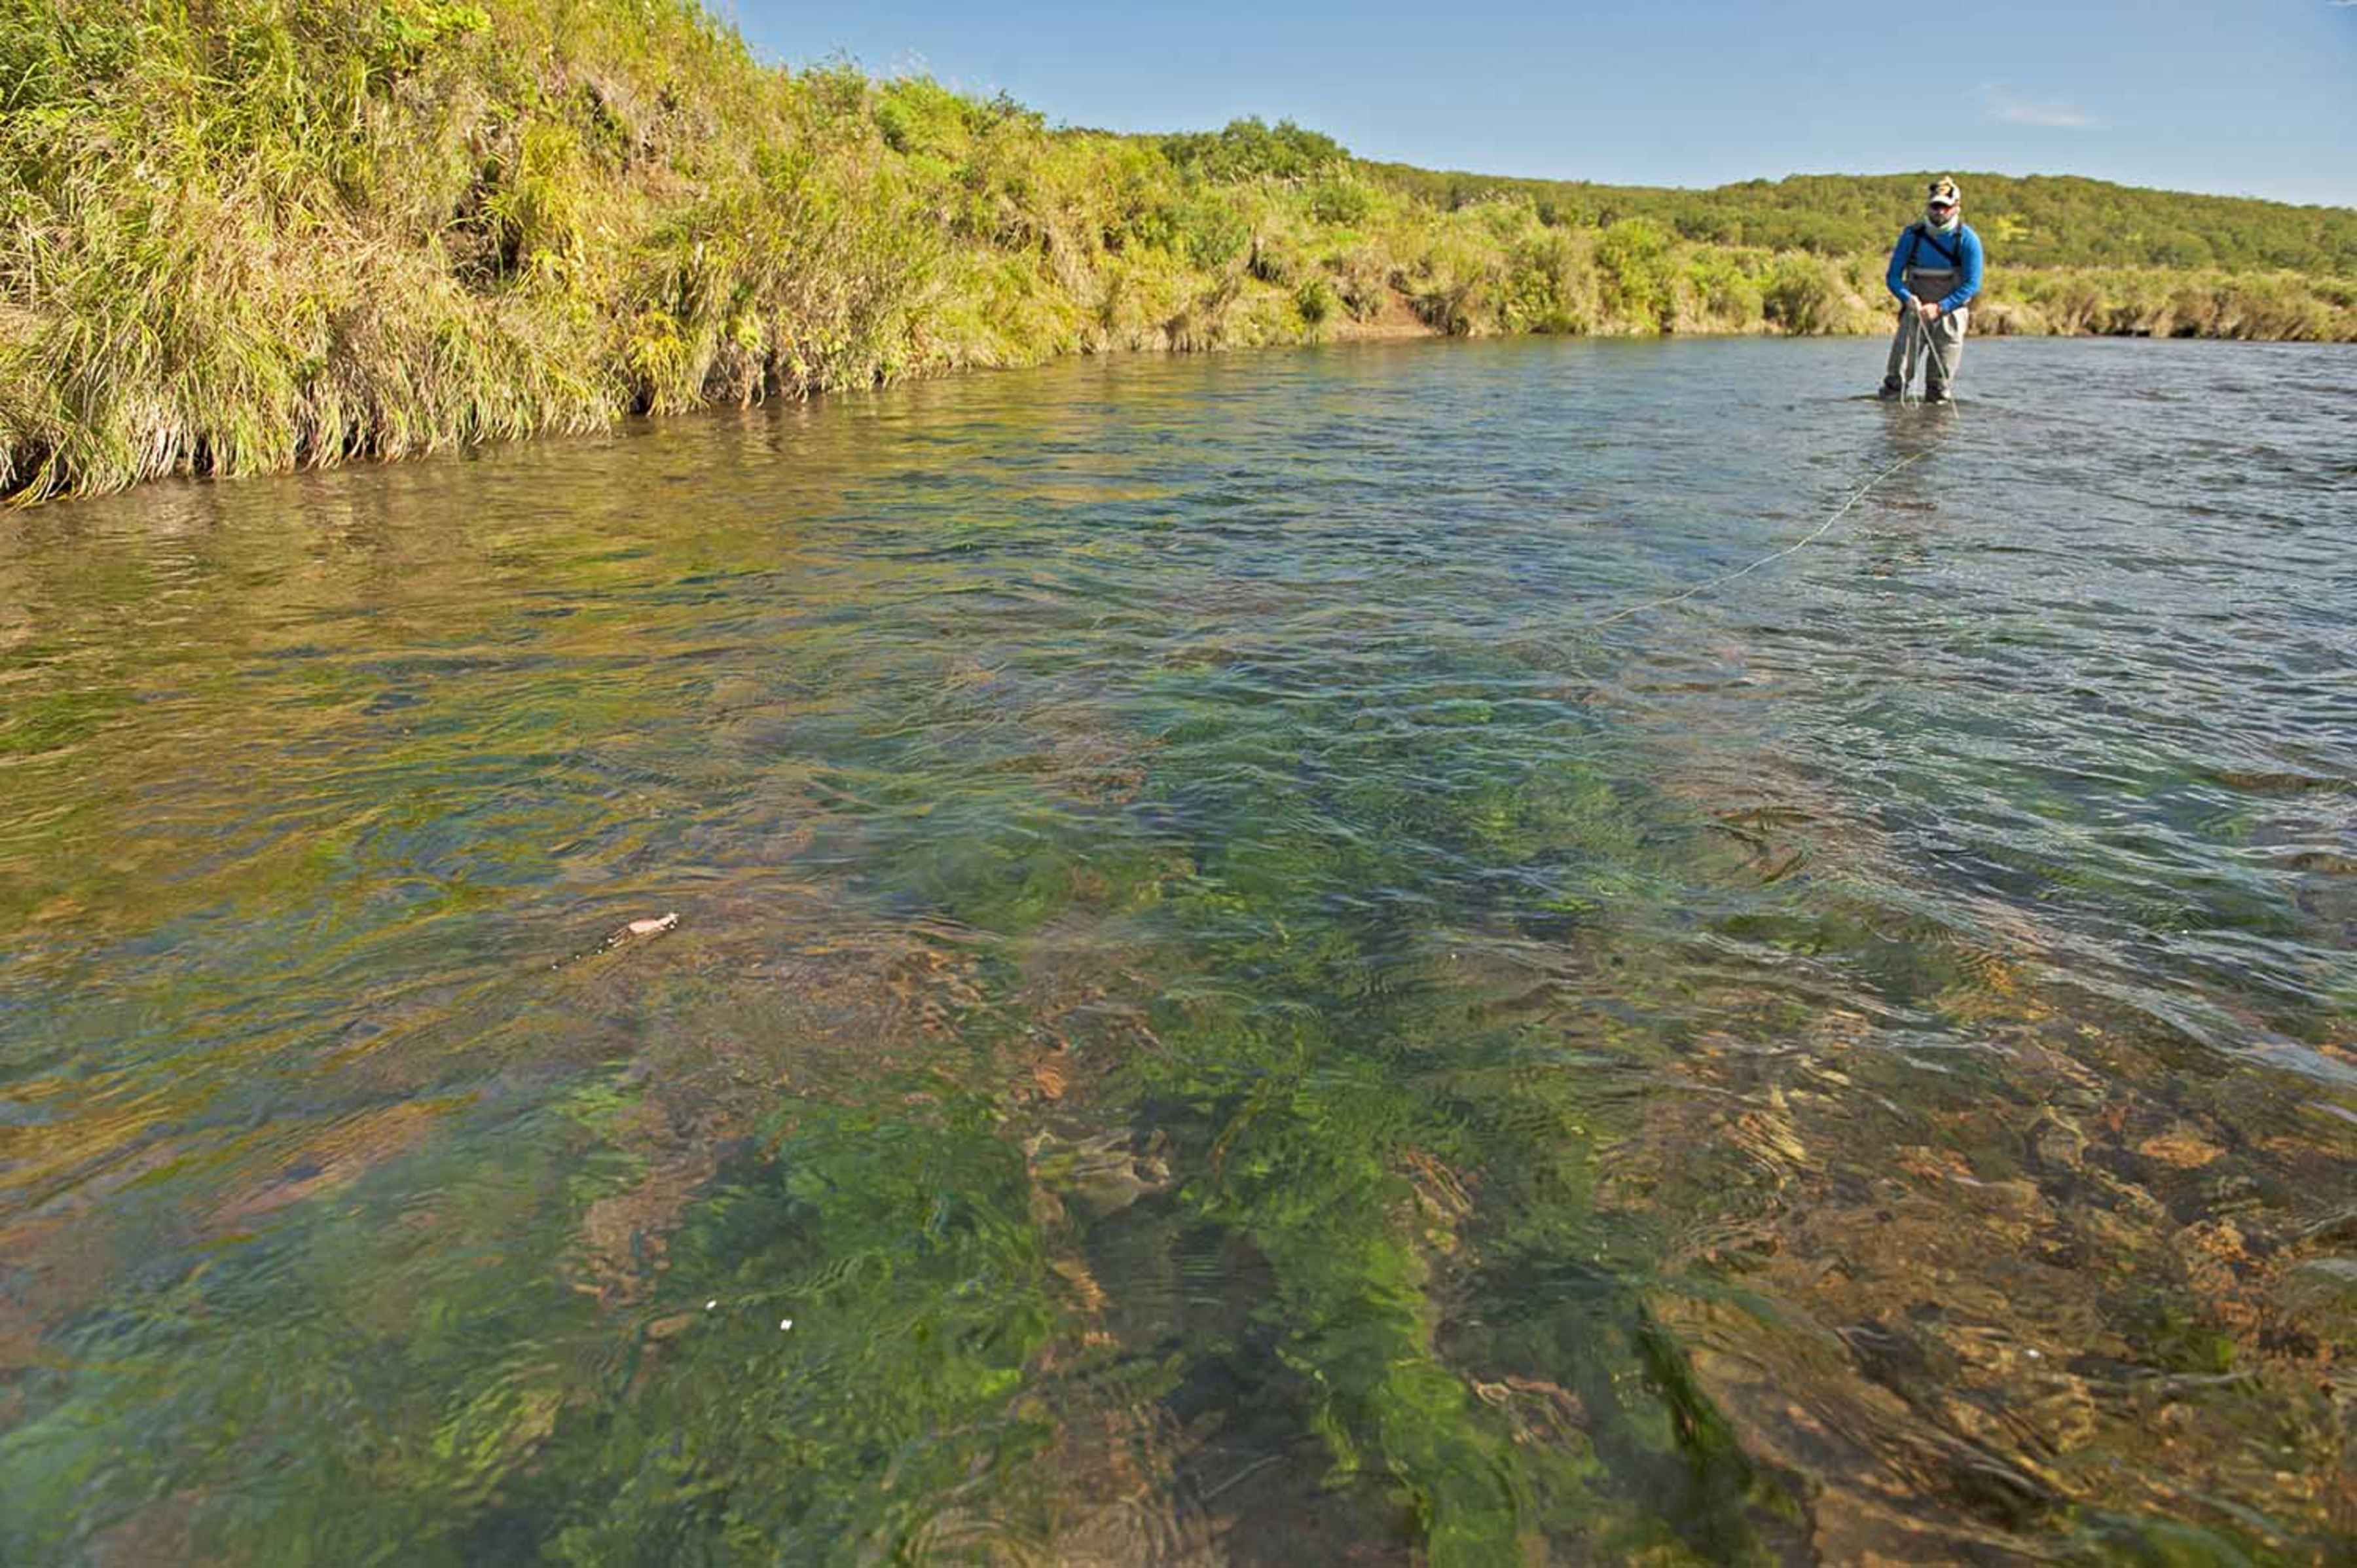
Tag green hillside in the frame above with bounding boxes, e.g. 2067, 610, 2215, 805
4, 0, 2352, 504
1361, 164, 2357, 275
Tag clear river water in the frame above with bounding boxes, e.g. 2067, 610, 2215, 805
2, 337, 2353, 1564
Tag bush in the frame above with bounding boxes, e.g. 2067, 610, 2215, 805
1498, 229, 1594, 335
1323, 244, 1394, 322
1595, 218, 1675, 330
1680, 252, 1763, 330
1405, 225, 1508, 335
873, 77, 971, 159
1173, 196, 1251, 270
1762, 255, 1840, 334
1160, 117, 1349, 183
1308, 176, 1374, 226
1295, 274, 1338, 325
1248, 230, 1303, 286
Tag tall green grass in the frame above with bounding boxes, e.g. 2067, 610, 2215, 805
4, 0, 2352, 503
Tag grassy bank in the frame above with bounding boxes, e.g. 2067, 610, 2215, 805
5, 0, 2354, 504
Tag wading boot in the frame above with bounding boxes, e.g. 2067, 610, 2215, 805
1878, 378, 1903, 401
1924, 386, 1952, 405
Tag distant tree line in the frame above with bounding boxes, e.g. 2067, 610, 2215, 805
1356, 162, 2357, 276
1133, 117, 2357, 276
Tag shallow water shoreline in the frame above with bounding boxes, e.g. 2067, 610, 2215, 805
12, 302, 2352, 517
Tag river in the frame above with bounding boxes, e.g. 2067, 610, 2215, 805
3, 337, 2352, 1563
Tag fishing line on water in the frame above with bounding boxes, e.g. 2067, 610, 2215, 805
1585, 450, 1926, 629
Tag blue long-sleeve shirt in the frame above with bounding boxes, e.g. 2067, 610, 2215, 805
1886, 222, 1983, 313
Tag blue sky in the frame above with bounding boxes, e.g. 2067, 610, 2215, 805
723, 1, 2357, 207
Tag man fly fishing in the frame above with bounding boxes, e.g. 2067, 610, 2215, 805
1879, 177, 1983, 403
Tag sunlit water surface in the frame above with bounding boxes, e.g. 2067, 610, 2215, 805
3, 337, 2353, 1563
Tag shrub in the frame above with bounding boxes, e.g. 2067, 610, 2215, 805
1308, 176, 1374, 226
1680, 251, 1763, 330
1171, 196, 1251, 270
1498, 229, 1594, 335
1294, 274, 1338, 325
1323, 244, 1394, 322
1160, 117, 1349, 183
873, 77, 972, 159
1762, 255, 1840, 334
1405, 226, 1508, 335
1248, 230, 1303, 286
1595, 218, 1675, 330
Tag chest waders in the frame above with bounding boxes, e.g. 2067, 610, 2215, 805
1884, 224, 1970, 399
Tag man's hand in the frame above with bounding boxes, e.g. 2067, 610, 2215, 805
1916, 300, 1942, 323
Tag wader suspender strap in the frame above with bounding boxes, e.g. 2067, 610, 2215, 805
1906, 223, 1964, 272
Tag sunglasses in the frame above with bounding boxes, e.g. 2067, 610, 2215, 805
1928, 201, 1957, 212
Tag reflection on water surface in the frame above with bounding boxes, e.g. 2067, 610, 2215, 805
3, 337, 2353, 1563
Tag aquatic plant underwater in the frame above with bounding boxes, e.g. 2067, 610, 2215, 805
0, 633, 1903, 1561
3, 334, 2352, 1561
